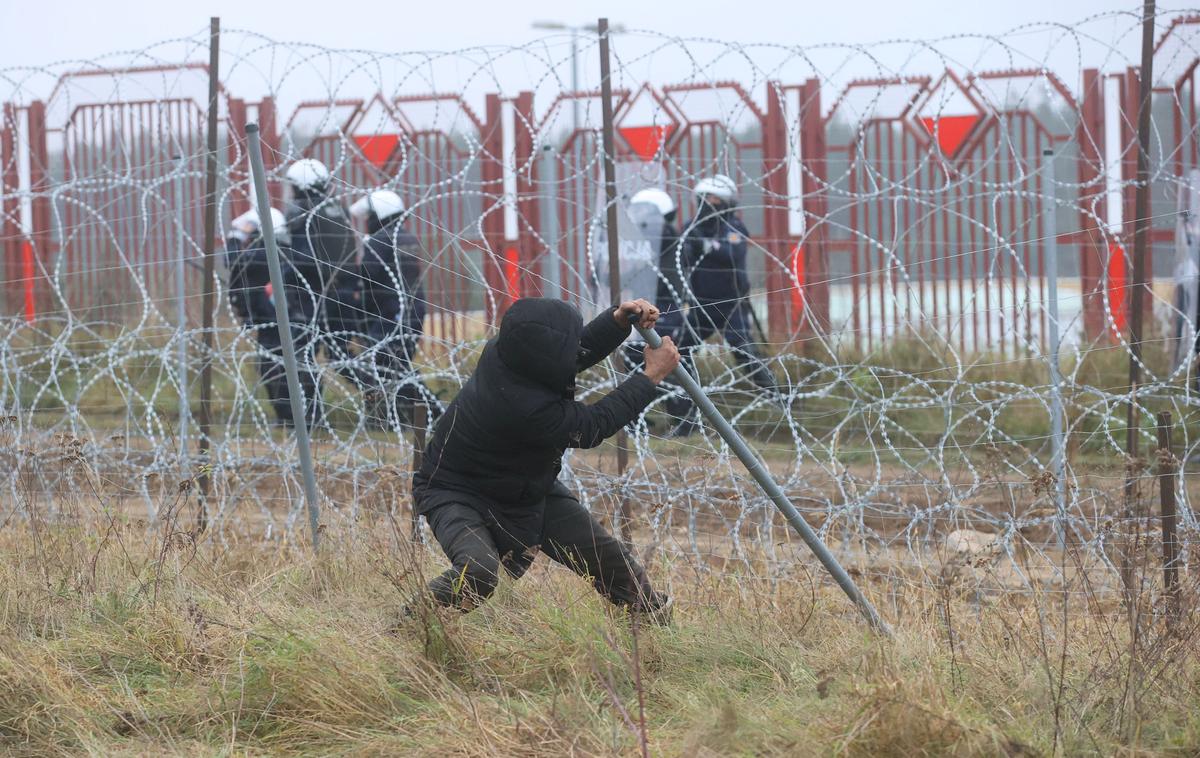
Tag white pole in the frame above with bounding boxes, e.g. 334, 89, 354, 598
570, 28, 580, 133
1043, 148, 1067, 548
174, 155, 190, 464
541, 144, 562, 299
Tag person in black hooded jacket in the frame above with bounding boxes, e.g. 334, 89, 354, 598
412, 296, 680, 619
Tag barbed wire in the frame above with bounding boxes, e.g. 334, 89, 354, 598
0, 9, 1198, 600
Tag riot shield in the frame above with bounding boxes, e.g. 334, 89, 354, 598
590, 198, 661, 309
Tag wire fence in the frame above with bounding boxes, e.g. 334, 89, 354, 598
1, 9, 1199, 603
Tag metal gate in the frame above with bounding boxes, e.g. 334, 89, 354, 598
823, 69, 1078, 355
41, 65, 220, 324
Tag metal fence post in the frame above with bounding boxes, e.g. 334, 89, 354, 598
174, 156, 190, 467
633, 322, 893, 637
1122, 0, 1157, 596
1043, 149, 1067, 548
598, 17, 633, 546
196, 16, 220, 531
246, 123, 323, 551
1156, 411, 1180, 631
540, 144, 562, 299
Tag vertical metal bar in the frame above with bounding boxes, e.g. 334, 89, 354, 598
1020, 117, 1033, 351
849, 143, 861, 350
1126, 0, 1156, 462
955, 150, 966, 352
2, 103, 17, 314
247, 123, 323, 551
540, 144, 561, 299
412, 403, 427, 541
175, 155, 190, 466
598, 17, 632, 544
196, 17, 219, 529
26, 101, 49, 324
1156, 411, 1179, 631
1079, 69, 1105, 341
570, 28, 580, 134
1043, 149, 1066, 548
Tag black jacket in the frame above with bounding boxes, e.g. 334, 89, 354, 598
285, 192, 355, 291
655, 221, 684, 310
413, 298, 656, 531
361, 218, 425, 332
683, 212, 751, 304
225, 236, 275, 326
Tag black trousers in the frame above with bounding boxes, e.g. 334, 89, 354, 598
423, 482, 660, 610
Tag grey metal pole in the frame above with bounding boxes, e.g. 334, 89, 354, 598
541, 144, 562, 299
1125, 0, 1156, 484
246, 123, 323, 551
598, 17, 633, 545
1043, 149, 1066, 549
635, 322, 893, 637
196, 16, 219, 529
174, 155, 190, 463
570, 28, 580, 133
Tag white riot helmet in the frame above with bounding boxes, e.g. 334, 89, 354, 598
630, 188, 676, 217
693, 174, 738, 204
285, 158, 331, 193
350, 190, 406, 224
230, 207, 289, 243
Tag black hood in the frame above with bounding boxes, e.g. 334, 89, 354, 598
495, 298, 583, 391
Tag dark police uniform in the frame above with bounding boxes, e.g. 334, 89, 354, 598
226, 227, 295, 425
285, 191, 358, 427
359, 216, 436, 427
671, 209, 779, 408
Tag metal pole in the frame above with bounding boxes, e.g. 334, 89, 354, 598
598, 17, 633, 543
571, 28, 580, 133
1043, 149, 1066, 548
634, 322, 892, 636
1126, 0, 1156, 471
1122, 0, 1156, 592
412, 402, 427, 542
196, 16, 220, 531
1156, 411, 1179, 632
541, 144, 561, 299
246, 123, 323, 551
174, 156, 190, 464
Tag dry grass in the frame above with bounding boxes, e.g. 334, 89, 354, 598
1, 496, 1198, 758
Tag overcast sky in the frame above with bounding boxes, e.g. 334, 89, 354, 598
0, 0, 1173, 128
0, 0, 1151, 73
0, 0, 1147, 60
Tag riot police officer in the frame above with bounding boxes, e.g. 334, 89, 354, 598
671, 174, 779, 435
284, 158, 359, 427
225, 207, 295, 426
350, 190, 439, 429
622, 187, 693, 423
